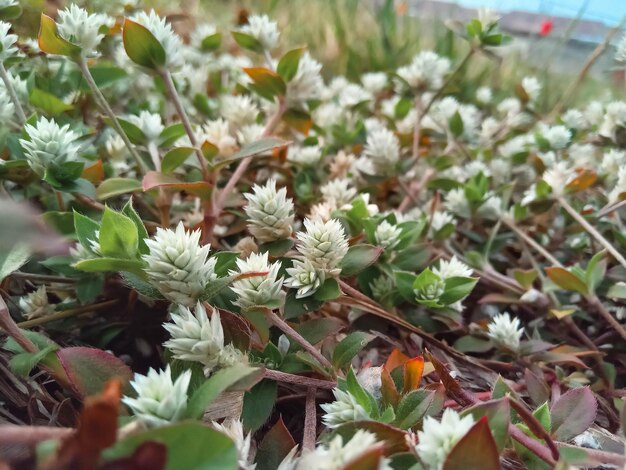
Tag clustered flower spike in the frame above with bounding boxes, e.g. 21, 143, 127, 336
19, 286, 54, 320
286, 52, 323, 108
244, 179, 295, 242
211, 419, 255, 470
143, 222, 218, 306
162, 301, 246, 376
230, 251, 284, 310
320, 388, 370, 429
374, 220, 402, 250
127, 110, 164, 143
57, 5, 114, 56
20, 117, 80, 176
132, 10, 184, 69
487, 312, 524, 352
294, 218, 349, 275
415, 409, 475, 470
122, 366, 191, 428
284, 258, 325, 299
396, 51, 450, 91
0, 21, 18, 62
362, 127, 400, 175
432, 256, 473, 279
239, 14, 280, 50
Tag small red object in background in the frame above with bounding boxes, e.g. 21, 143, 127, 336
539, 19, 553, 36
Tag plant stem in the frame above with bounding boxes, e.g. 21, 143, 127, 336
558, 196, 626, 270
502, 218, 561, 266
263, 368, 336, 389
266, 309, 333, 370
17, 299, 119, 329
0, 425, 74, 445
303, 387, 317, 450
10, 272, 76, 283
77, 57, 145, 172
0, 62, 26, 125
586, 295, 626, 342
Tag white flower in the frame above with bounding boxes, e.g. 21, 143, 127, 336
562, 109, 587, 130
190, 23, 218, 50
297, 430, 391, 470
122, 366, 191, 428
476, 86, 492, 104
338, 83, 372, 109
239, 14, 280, 50
521, 76, 542, 103
584, 100, 604, 126
287, 145, 322, 166
370, 275, 394, 304
478, 8, 500, 27
374, 220, 402, 250
308, 201, 336, 223
200, 118, 238, 157
599, 101, 626, 142
57, 5, 114, 56
237, 124, 265, 146
0, 88, 14, 121
479, 194, 503, 219
143, 222, 218, 306
127, 110, 164, 143
444, 188, 470, 218
542, 161, 574, 197
20, 117, 80, 176
0, 21, 18, 62
609, 166, 626, 203
212, 419, 255, 470
221, 94, 259, 130
285, 258, 325, 298
19, 286, 54, 320
230, 252, 283, 309
361, 72, 388, 94
487, 312, 524, 351
132, 10, 184, 69
320, 179, 357, 207
432, 256, 473, 279
416, 409, 475, 470
244, 178, 294, 242
617, 33, 626, 62
396, 51, 450, 91
601, 149, 626, 176
429, 211, 455, 235
286, 52, 323, 108
542, 125, 571, 150
296, 218, 349, 275
363, 127, 400, 175
321, 388, 370, 429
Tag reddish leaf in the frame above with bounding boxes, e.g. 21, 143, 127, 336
566, 169, 597, 193
427, 351, 474, 407
218, 308, 252, 350
443, 417, 500, 470
282, 108, 312, 135
255, 417, 296, 470
550, 387, 597, 441
343, 445, 385, 470
38, 14, 81, 57
336, 421, 409, 455
100, 441, 167, 470
381, 366, 400, 407
403, 356, 424, 393
384, 348, 411, 372
57, 347, 133, 397
524, 369, 550, 406
244, 67, 286, 99
462, 399, 510, 452
82, 160, 104, 184
545, 267, 588, 295
142, 171, 211, 199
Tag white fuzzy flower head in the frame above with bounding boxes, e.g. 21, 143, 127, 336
122, 366, 191, 428
609, 166, 626, 203
190, 23, 217, 50
429, 211, 455, 235
478, 8, 500, 27
617, 33, 626, 62
230, 251, 283, 310
416, 409, 475, 470
370, 275, 395, 304
562, 109, 587, 130
237, 124, 265, 146
320, 179, 357, 207
239, 14, 280, 50
127, 110, 164, 143
363, 127, 400, 175
132, 10, 184, 69
396, 51, 450, 91
19, 286, 54, 320
487, 312, 524, 351
599, 101, 626, 142
296, 218, 349, 274
375, 220, 402, 250
521, 76, 542, 103
542, 125, 571, 150
297, 430, 391, 470
143, 222, 218, 306
361, 72, 388, 94
285, 258, 325, 298
0, 21, 18, 62
339, 83, 372, 109
200, 118, 238, 157
221, 95, 259, 130
20, 117, 80, 176
287, 145, 322, 166
321, 388, 370, 429
286, 52, 323, 108
432, 256, 473, 280
162, 301, 245, 374
212, 419, 255, 470
0, 88, 14, 121
542, 161, 574, 197
476, 86, 492, 104
444, 188, 470, 218
57, 5, 114, 56
244, 178, 294, 242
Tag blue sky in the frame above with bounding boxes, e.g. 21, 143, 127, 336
452, 0, 626, 25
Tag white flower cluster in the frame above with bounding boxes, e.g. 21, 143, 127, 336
321, 388, 370, 429
396, 51, 450, 91
286, 52, 324, 108
487, 312, 524, 352
132, 10, 184, 69
57, 5, 114, 56
20, 117, 80, 176
0, 20, 18, 61
239, 14, 280, 50
244, 179, 295, 242
230, 251, 284, 310
19, 286, 54, 320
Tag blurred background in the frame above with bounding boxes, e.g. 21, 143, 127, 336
13, 0, 626, 110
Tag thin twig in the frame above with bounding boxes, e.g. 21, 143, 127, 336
10, 272, 76, 284
0, 425, 73, 445
17, 299, 119, 329
263, 368, 336, 389
502, 218, 561, 266
303, 387, 317, 450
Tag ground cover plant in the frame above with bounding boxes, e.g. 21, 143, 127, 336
3, 0, 626, 468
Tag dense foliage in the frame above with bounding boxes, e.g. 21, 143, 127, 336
2, 1, 626, 469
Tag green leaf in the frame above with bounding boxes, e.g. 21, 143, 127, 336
201, 32, 222, 52
294, 317, 344, 345
545, 267, 588, 295
313, 278, 342, 301
76, 275, 104, 304
0, 5, 22, 20
142, 171, 211, 199
185, 365, 262, 419
213, 251, 240, 277
29, 88, 73, 115
79, 66, 127, 90
283, 289, 322, 319
201, 276, 237, 302
231, 31, 264, 53
161, 147, 195, 173
96, 177, 142, 200
462, 398, 510, 452
38, 14, 81, 58
443, 417, 500, 470
533, 402, 551, 432
513, 269, 537, 290
346, 368, 378, 418
277, 48, 305, 81
550, 387, 597, 441
159, 123, 187, 147
0, 243, 30, 282
395, 389, 443, 429
99, 207, 139, 258
439, 276, 479, 305
244, 67, 286, 100
394, 270, 418, 302
222, 137, 287, 164
448, 111, 464, 137
608, 281, 626, 299
585, 251, 606, 294
73, 211, 100, 254
122, 18, 166, 69
9, 345, 58, 377
259, 239, 294, 257
333, 332, 374, 369
103, 117, 146, 146
241, 380, 277, 432
340, 244, 383, 276
74, 257, 145, 276
103, 423, 238, 470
